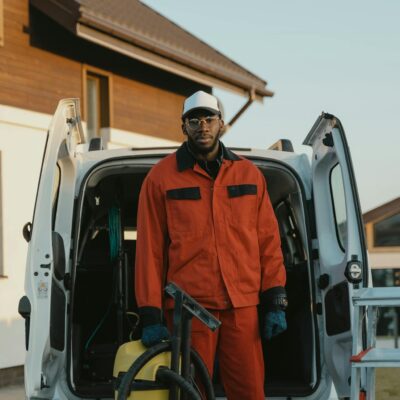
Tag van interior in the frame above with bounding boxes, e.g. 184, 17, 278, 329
69, 160, 315, 398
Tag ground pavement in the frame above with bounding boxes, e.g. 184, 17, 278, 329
0, 338, 397, 399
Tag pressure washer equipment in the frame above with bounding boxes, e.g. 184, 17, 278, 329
114, 282, 221, 400
83, 204, 130, 352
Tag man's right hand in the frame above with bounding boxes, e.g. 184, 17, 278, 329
141, 323, 170, 347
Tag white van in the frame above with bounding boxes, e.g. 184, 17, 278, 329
19, 98, 368, 399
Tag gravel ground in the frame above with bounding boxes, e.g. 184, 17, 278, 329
376, 368, 400, 400
0, 384, 25, 400
0, 376, 399, 400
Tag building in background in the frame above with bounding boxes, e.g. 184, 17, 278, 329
0, 0, 272, 384
363, 197, 400, 336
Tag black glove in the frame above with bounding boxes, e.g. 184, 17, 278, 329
260, 286, 288, 340
138, 306, 170, 347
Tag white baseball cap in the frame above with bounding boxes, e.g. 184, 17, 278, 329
182, 91, 221, 119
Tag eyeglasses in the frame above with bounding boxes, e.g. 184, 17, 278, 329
185, 115, 220, 130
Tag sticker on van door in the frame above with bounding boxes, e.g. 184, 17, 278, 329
37, 280, 49, 299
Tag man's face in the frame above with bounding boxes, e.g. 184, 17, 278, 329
182, 110, 224, 155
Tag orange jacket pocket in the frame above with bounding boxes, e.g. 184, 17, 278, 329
227, 184, 257, 226
166, 187, 204, 236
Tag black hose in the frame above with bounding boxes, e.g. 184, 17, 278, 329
118, 342, 169, 400
117, 342, 215, 400
190, 347, 215, 400
156, 367, 201, 400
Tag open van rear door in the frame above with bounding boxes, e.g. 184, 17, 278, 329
23, 99, 84, 399
303, 113, 368, 398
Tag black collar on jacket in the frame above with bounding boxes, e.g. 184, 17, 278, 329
176, 141, 240, 172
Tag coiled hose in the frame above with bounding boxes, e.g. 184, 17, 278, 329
156, 367, 201, 400
108, 206, 121, 261
117, 341, 215, 400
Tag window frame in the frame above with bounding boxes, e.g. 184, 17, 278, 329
0, 151, 5, 277
366, 212, 400, 253
86, 74, 102, 137
82, 65, 113, 138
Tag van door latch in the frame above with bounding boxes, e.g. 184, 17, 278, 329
344, 257, 363, 284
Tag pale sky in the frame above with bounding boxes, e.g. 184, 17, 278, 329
142, 0, 400, 212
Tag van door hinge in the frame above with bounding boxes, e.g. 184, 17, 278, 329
315, 303, 323, 315
22, 222, 32, 242
41, 374, 50, 389
322, 132, 334, 147
307, 200, 317, 239
318, 274, 330, 289
66, 117, 80, 126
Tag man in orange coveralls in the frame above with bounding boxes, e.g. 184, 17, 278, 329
135, 91, 288, 399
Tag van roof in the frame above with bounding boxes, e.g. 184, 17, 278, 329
77, 145, 303, 165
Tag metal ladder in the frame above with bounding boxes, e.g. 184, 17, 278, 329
350, 287, 400, 400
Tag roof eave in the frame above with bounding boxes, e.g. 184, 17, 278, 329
363, 197, 400, 223
30, 0, 273, 99
30, 0, 80, 34
76, 23, 273, 100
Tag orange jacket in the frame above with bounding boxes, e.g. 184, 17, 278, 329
135, 143, 286, 310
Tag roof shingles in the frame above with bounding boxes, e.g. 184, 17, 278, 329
39, 0, 272, 96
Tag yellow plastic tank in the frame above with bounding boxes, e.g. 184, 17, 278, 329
113, 340, 171, 400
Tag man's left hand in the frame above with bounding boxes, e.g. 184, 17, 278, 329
263, 310, 287, 340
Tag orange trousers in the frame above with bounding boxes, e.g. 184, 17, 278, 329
167, 306, 265, 400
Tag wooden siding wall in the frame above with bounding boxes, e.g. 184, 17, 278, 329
0, 1, 207, 142
114, 76, 184, 142
0, 1, 81, 114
